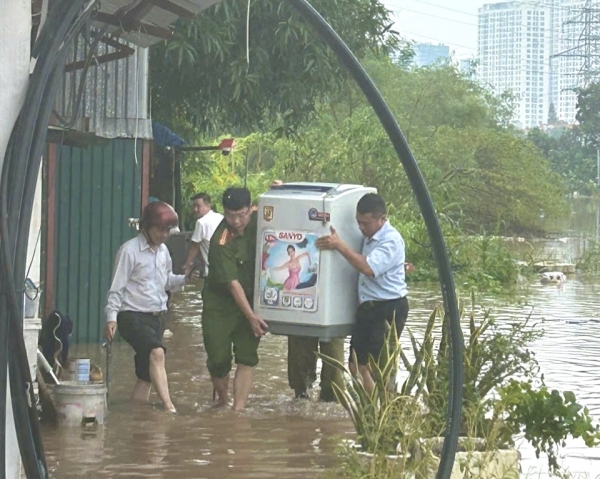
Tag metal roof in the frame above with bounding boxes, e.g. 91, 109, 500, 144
94, 0, 222, 48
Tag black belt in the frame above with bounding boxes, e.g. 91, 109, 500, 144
360, 297, 405, 310
121, 310, 166, 317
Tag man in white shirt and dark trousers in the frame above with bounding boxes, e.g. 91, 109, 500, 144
104, 201, 197, 413
183, 193, 224, 277
316, 193, 409, 394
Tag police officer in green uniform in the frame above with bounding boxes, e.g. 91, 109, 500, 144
202, 187, 268, 411
288, 336, 344, 402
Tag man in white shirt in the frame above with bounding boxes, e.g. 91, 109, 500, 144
183, 193, 224, 277
104, 201, 197, 413
316, 193, 409, 394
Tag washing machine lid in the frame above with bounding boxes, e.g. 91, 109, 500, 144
267, 182, 364, 197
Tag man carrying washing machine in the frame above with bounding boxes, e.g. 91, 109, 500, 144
315, 193, 409, 394
202, 186, 269, 411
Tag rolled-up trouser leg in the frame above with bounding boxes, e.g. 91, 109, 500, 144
117, 311, 166, 382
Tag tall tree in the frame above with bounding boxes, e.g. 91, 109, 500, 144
528, 127, 597, 195
265, 60, 566, 233
576, 82, 600, 146
547, 102, 558, 125
150, 0, 402, 136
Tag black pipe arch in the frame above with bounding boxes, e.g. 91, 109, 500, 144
286, 1, 464, 478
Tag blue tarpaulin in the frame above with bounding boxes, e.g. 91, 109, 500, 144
152, 122, 185, 148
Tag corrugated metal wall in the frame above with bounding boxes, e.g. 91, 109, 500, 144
54, 139, 142, 343
53, 31, 152, 139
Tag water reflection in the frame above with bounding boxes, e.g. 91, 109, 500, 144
42, 276, 600, 478
409, 278, 600, 479
546, 197, 600, 239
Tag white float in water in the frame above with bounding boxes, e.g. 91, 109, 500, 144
540, 271, 566, 284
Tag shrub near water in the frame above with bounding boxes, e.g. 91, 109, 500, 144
392, 207, 522, 290
318, 320, 430, 479
402, 294, 542, 441
576, 239, 600, 273
497, 380, 600, 476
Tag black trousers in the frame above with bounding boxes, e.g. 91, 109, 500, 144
117, 311, 167, 382
350, 296, 409, 366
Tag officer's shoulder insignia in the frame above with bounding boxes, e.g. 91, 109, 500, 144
218, 229, 229, 246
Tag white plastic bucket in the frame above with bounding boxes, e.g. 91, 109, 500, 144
23, 318, 41, 380
52, 381, 107, 426
69, 358, 91, 382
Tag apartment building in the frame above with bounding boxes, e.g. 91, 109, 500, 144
478, 1, 552, 128
478, 0, 600, 127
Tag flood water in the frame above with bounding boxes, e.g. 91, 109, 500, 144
41, 200, 600, 479
39, 278, 600, 479
41, 284, 353, 479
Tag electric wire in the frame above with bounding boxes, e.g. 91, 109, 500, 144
404, 0, 478, 18
396, 6, 478, 27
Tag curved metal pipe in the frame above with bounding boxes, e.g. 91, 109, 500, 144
285, 2, 464, 478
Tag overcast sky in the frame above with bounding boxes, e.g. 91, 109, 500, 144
381, 0, 486, 58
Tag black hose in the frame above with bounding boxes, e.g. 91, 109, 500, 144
11, 1, 93, 269
0, 121, 20, 477
0, 2, 97, 477
286, 2, 464, 478
0, 134, 15, 476
8, 47, 73, 479
6, 12, 80, 261
15, 3, 96, 317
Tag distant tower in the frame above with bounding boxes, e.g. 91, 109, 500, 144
552, 0, 600, 122
478, 1, 552, 128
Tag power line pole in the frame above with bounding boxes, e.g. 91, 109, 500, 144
596, 147, 600, 186
552, 0, 600, 88
551, 1, 600, 187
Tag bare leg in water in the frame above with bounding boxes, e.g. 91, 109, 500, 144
131, 347, 176, 412
233, 364, 253, 412
349, 361, 375, 395
131, 379, 151, 402
212, 374, 230, 407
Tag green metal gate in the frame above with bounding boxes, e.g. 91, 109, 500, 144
54, 139, 142, 343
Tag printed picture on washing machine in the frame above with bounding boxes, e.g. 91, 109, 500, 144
260, 230, 319, 311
